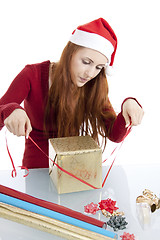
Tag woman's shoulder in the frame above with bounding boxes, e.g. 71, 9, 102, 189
25, 60, 51, 71
21, 61, 51, 81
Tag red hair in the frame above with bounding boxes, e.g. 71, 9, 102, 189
44, 42, 116, 149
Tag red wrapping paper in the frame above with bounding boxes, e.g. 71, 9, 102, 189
0, 184, 106, 228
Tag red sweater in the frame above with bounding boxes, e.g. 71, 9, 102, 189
0, 61, 127, 169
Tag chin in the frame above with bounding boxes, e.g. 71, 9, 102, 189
77, 82, 86, 87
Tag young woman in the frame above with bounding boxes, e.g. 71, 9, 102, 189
0, 18, 144, 169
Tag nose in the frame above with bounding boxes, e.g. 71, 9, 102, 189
84, 67, 95, 79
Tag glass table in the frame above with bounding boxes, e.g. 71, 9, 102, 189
0, 164, 160, 240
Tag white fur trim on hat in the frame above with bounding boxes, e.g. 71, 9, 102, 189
105, 65, 114, 76
70, 29, 114, 63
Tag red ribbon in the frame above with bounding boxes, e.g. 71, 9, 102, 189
5, 126, 131, 188
28, 136, 98, 189
102, 126, 132, 187
5, 132, 29, 178
5, 130, 29, 178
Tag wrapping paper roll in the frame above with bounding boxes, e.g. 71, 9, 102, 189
0, 202, 113, 240
0, 184, 105, 228
0, 193, 117, 239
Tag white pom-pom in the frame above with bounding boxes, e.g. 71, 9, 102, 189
105, 65, 114, 76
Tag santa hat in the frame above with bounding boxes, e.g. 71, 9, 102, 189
70, 18, 117, 76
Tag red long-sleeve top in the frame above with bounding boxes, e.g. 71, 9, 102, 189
0, 61, 127, 168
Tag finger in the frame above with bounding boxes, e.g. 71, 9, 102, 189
6, 120, 18, 136
25, 119, 32, 139
130, 113, 141, 126
17, 121, 26, 136
4, 119, 13, 134
122, 112, 131, 128
138, 110, 144, 124
5, 124, 13, 134
132, 108, 144, 126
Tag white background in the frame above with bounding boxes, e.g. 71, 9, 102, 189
0, 0, 159, 170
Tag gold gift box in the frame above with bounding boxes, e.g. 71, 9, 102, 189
49, 135, 102, 194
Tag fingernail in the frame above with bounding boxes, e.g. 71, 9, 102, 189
26, 133, 29, 139
125, 123, 130, 128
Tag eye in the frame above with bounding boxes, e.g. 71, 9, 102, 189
96, 66, 103, 70
82, 59, 90, 65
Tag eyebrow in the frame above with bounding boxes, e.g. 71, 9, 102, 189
85, 57, 106, 67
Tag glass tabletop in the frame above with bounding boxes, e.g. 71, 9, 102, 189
0, 164, 160, 240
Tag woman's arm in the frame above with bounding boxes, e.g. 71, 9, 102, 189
0, 65, 32, 136
107, 98, 144, 143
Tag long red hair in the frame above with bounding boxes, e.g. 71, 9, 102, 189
44, 42, 116, 149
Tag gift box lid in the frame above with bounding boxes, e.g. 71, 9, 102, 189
49, 135, 101, 155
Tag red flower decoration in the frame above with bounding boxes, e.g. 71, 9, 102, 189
120, 232, 135, 240
84, 202, 99, 215
98, 198, 119, 214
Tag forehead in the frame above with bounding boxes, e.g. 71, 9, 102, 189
75, 47, 108, 64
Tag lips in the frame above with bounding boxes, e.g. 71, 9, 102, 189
79, 77, 88, 83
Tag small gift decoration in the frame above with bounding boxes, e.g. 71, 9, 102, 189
136, 189, 160, 212
98, 198, 119, 214
107, 215, 128, 232
136, 189, 160, 229
84, 202, 99, 215
120, 232, 135, 240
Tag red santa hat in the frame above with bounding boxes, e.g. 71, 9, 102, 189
70, 18, 117, 76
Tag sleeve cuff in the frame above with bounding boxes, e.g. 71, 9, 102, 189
108, 112, 127, 143
0, 103, 24, 125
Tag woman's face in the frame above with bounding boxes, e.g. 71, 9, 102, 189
70, 47, 108, 87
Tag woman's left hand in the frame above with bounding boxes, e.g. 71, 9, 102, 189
122, 99, 144, 127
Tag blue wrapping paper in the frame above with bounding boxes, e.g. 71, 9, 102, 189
0, 193, 117, 239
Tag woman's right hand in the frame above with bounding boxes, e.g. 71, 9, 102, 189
4, 109, 32, 138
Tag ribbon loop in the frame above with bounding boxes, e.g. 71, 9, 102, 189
5, 130, 29, 178
11, 169, 17, 178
